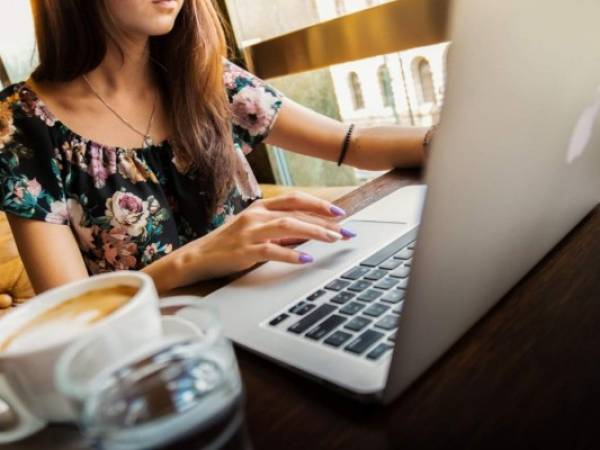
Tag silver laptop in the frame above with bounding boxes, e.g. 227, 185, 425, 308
177, 0, 600, 403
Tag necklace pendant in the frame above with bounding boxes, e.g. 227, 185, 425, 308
142, 135, 154, 149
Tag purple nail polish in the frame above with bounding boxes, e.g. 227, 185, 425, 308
299, 253, 314, 264
340, 227, 357, 238
330, 205, 346, 217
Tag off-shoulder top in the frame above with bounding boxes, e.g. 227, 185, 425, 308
0, 61, 283, 274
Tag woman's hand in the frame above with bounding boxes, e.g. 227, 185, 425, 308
144, 192, 356, 291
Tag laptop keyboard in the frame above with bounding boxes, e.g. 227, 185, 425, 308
265, 227, 418, 362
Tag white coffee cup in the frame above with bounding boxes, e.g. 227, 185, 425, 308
0, 271, 163, 443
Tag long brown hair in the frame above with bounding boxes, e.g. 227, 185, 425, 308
30, 0, 237, 223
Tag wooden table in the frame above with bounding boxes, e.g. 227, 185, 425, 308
8, 169, 600, 450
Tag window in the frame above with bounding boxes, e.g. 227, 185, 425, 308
0, 1, 36, 84
225, 0, 397, 47
348, 72, 365, 110
377, 64, 394, 107
413, 57, 436, 105
224, 1, 448, 186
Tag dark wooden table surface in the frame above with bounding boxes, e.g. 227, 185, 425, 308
8, 169, 600, 450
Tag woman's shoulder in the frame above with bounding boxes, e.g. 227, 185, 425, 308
0, 83, 25, 150
0, 82, 25, 122
1, 81, 58, 150
222, 59, 281, 98
0, 82, 24, 102
1, 81, 57, 126
221, 59, 283, 149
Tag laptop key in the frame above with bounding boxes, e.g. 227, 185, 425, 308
381, 290, 404, 304
374, 277, 400, 290
330, 291, 355, 305
345, 330, 385, 355
387, 332, 396, 342
341, 266, 370, 280
366, 343, 394, 360
392, 302, 404, 315
379, 259, 403, 270
395, 278, 410, 289
389, 266, 411, 279
307, 289, 326, 301
408, 241, 416, 250
288, 304, 336, 334
299, 303, 316, 314
269, 313, 289, 326
393, 248, 413, 260
357, 289, 383, 303
360, 236, 409, 267
289, 302, 304, 314
348, 280, 372, 292
363, 303, 390, 317
364, 269, 387, 281
340, 302, 366, 316
324, 330, 353, 348
374, 315, 399, 331
344, 316, 371, 332
325, 279, 351, 291
289, 302, 316, 315
305, 315, 346, 340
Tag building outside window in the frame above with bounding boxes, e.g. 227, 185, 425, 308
377, 64, 394, 108
0, 0, 36, 86
348, 72, 365, 110
335, 0, 346, 15
414, 57, 437, 105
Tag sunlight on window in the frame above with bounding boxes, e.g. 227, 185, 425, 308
0, 0, 37, 83
226, 0, 396, 48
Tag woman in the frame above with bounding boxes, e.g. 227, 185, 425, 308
0, 0, 430, 294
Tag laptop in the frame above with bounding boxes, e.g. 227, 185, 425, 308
177, 0, 600, 403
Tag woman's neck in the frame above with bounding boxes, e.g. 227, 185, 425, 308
84, 35, 156, 97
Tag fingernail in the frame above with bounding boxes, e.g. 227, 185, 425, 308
330, 205, 346, 217
299, 253, 314, 264
340, 227, 357, 238
325, 230, 343, 241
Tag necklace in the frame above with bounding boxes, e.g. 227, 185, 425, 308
82, 74, 157, 149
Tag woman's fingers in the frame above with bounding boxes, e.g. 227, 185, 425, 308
288, 211, 356, 239
249, 243, 314, 264
249, 208, 356, 239
258, 191, 346, 218
270, 237, 308, 246
251, 217, 343, 243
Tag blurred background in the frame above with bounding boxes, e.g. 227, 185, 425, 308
0, 0, 449, 189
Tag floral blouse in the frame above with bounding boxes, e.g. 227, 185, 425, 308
0, 61, 283, 274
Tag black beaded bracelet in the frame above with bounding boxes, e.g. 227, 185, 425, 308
337, 123, 355, 167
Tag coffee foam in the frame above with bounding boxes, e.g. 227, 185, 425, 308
0, 285, 136, 353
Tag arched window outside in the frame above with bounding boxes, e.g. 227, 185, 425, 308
348, 72, 364, 110
377, 65, 394, 107
335, 0, 346, 15
413, 58, 436, 105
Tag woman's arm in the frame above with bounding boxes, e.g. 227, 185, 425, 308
8, 193, 353, 294
265, 97, 428, 171
7, 214, 89, 294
